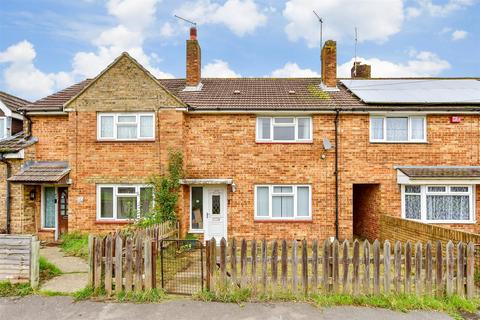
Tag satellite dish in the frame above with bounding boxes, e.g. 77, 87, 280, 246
323, 137, 332, 150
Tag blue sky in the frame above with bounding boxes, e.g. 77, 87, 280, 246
0, 0, 479, 101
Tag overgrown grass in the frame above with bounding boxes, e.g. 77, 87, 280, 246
311, 294, 479, 320
59, 232, 89, 260
39, 256, 62, 282
0, 281, 32, 297
73, 286, 167, 303
195, 287, 252, 303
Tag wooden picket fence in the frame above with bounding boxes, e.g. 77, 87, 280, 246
205, 238, 478, 298
88, 221, 178, 294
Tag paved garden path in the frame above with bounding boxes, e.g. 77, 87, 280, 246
40, 246, 88, 293
0, 296, 456, 320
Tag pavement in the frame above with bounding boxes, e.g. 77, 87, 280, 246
0, 296, 455, 320
40, 246, 89, 293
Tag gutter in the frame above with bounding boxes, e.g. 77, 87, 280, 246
334, 110, 340, 240
0, 154, 11, 234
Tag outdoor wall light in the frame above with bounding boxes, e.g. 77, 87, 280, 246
231, 182, 237, 193
29, 190, 36, 200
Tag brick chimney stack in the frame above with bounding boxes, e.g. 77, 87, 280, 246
186, 26, 201, 89
321, 40, 337, 90
351, 62, 371, 79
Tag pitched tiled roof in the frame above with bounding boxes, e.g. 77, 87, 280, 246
0, 91, 30, 112
397, 166, 480, 178
25, 78, 364, 111
8, 161, 70, 183
25, 80, 91, 111
0, 132, 38, 153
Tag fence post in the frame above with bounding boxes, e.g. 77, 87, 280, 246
363, 240, 370, 295
394, 241, 401, 294
105, 235, 113, 295
435, 241, 443, 297
446, 240, 454, 296
251, 239, 257, 292
352, 240, 360, 296
405, 241, 412, 294
271, 240, 278, 288
282, 240, 288, 290
456, 242, 464, 297
425, 241, 432, 295
383, 240, 391, 295
342, 240, 349, 295
373, 240, 380, 295
241, 239, 247, 287
311, 239, 318, 294
144, 236, 152, 291
94, 236, 102, 289
292, 240, 298, 293
302, 239, 308, 295
466, 242, 475, 299
261, 239, 267, 293
125, 237, 133, 293
220, 238, 226, 287
205, 240, 211, 291
322, 239, 330, 294
30, 237, 40, 290
88, 234, 95, 286
115, 235, 123, 293
415, 242, 422, 296
230, 238, 237, 284
135, 236, 143, 292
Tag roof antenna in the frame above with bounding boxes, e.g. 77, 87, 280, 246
174, 15, 197, 27
313, 11, 323, 78
354, 26, 358, 77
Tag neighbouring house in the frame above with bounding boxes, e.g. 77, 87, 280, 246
1, 28, 480, 242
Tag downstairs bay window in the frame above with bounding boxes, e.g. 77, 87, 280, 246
255, 185, 311, 220
97, 185, 153, 221
402, 185, 475, 223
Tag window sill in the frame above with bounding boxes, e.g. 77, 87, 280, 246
39, 228, 55, 232
256, 141, 313, 144
189, 229, 204, 234
405, 218, 476, 224
370, 141, 428, 144
95, 220, 133, 225
254, 219, 313, 223
96, 139, 156, 143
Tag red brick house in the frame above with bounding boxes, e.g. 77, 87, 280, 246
1, 28, 480, 242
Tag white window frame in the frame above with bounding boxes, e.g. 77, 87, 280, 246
370, 115, 426, 143
0, 117, 7, 140
254, 185, 312, 220
97, 112, 155, 141
96, 184, 153, 221
401, 185, 475, 224
256, 116, 313, 143
41, 185, 57, 230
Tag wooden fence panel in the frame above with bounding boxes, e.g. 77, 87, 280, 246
352, 240, 360, 296
220, 238, 226, 286
94, 237, 102, 289
261, 239, 267, 292
271, 240, 278, 287
135, 236, 143, 292
373, 240, 380, 295
231, 238, 237, 284
363, 241, 370, 295
436, 241, 443, 297
405, 241, 412, 294
323, 240, 330, 294
115, 235, 123, 294
342, 240, 349, 295
302, 239, 308, 295
241, 239, 247, 287
394, 241, 402, 294
446, 241, 454, 296
415, 242, 422, 296
104, 235, 113, 295
144, 237, 152, 291
312, 239, 318, 293
425, 241, 432, 295
456, 242, 464, 297
466, 242, 475, 299
332, 240, 339, 294
125, 237, 133, 293
384, 240, 391, 294
292, 240, 298, 293
251, 240, 257, 291
282, 240, 288, 290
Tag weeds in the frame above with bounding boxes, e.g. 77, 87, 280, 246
59, 232, 89, 259
116, 289, 167, 303
0, 281, 32, 297
39, 257, 62, 282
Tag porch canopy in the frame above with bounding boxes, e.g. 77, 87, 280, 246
8, 161, 71, 185
396, 166, 480, 185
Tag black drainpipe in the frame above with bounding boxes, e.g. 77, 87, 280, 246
334, 110, 340, 240
0, 154, 11, 234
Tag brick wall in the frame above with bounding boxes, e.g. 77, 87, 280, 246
380, 215, 480, 244
31, 115, 69, 161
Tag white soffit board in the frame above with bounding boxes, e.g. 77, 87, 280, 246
341, 79, 480, 104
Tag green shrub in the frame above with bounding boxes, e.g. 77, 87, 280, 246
116, 289, 167, 303
0, 281, 32, 297
59, 232, 89, 259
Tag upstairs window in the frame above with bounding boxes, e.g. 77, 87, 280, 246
0, 117, 6, 140
257, 117, 312, 142
370, 115, 426, 142
98, 113, 155, 140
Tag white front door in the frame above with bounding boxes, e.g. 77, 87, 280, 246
204, 186, 227, 242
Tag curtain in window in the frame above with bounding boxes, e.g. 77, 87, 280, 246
297, 187, 309, 216
297, 118, 310, 140
258, 118, 271, 139
410, 117, 424, 140
256, 187, 269, 216
426, 195, 469, 220
140, 116, 153, 138
100, 116, 114, 138
405, 195, 421, 219
272, 196, 294, 217
371, 118, 384, 140
117, 125, 137, 139
273, 126, 295, 140
386, 117, 408, 141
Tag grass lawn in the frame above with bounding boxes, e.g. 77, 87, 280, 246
59, 232, 89, 260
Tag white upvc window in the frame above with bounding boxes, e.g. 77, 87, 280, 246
97, 113, 155, 140
96, 184, 153, 221
370, 115, 426, 143
256, 117, 312, 142
402, 185, 475, 223
254, 185, 311, 220
0, 117, 7, 140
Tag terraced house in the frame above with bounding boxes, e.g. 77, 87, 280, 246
1, 28, 480, 242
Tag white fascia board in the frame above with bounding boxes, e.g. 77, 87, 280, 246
396, 170, 480, 185
180, 178, 233, 185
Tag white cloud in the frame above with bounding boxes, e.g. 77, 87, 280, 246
270, 62, 319, 77
338, 51, 450, 78
159, 22, 174, 38
73, 0, 173, 79
452, 29, 468, 40
283, 0, 404, 47
202, 59, 240, 77
0, 41, 75, 100
175, 0, 267, 36
407, 0, 474, 18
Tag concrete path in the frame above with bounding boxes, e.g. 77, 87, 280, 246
40, 246, 88, 293
0, 296, 455, 320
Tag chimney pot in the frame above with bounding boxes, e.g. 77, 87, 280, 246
190, 26, 197, 40
351, 62, 371, 79
321, 40, 337, 89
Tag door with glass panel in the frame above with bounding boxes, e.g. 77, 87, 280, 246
204, 186, 227, 242
57, 187, 68, 236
